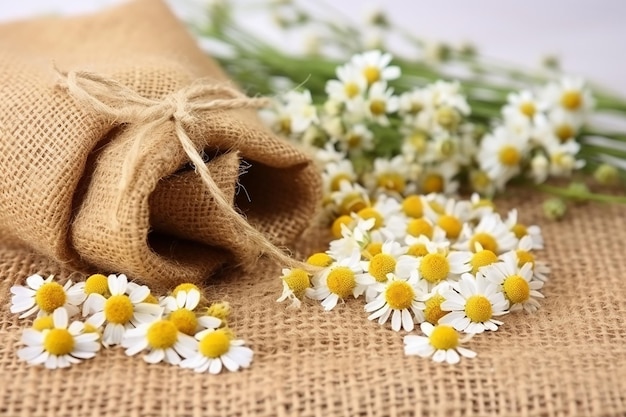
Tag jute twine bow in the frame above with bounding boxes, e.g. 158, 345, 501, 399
55, 68, 306, 271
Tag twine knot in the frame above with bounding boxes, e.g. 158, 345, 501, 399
54, 67, 308, 271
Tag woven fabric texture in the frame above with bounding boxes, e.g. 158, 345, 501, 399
1, 188, 625, 417
0, 0, 321, 292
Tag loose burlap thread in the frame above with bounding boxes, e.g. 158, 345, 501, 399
0, 0, 321, 292
1, 189, 625, 417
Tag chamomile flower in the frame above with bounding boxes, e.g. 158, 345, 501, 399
328, 216, 374, 260
162, 289, 217, 335
180, 328, 254, 374
364, 272, 426, 331
404, 322, 476, 364
420, 281, 453, 325
306, 248, 367, 310
418, 162, 460, 195
360, 240, 407, 284
543, 77, 594, 115
478, 126, 530, 190
322, 159, 357, 193
325, 63, 368, 103
512, 236, 550, 282
546, 140, 585, 177
350, 50, 400, 85
83, 274, 163, 347
453, 212, 517, 254
338, 123, 375, 154
505, 209, 544, 250
439, 273, 509, 333
483, 252, 544, 313
467, 242, 500, 275
283, 90, 319, 133
414, 246, 472, 286
502, 90, 546, 123
330, 180, 370, 216
10, 274, 86, 319
427, 80, 470, 115
354, 194, 406, 242
354, 81, 398, 126
529, 153, 550, 184
17, 307, 100, 369
368, 155, 411, 195
276, 268, 311, 308
423, 197, 472, 240
122, 318, 198, 365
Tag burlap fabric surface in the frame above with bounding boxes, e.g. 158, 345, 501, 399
1, 189, 625, 417
0, 0, 320, 292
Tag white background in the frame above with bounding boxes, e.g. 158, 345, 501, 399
1, 0, 625, 95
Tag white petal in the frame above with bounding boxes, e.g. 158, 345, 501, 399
45, 355, 58, 369
221, 354, 240, 372
21, 329, 44, 346
197, 316, 221, 329
401, 309, 415, 332
457, 347, 477, 358
364, 296, 386, 313
144, 349, 165, 364
18, 345, 45, 361
124, 339, 149, 356
186, 290, 201, 310
53, 308, 69, 329
419, 322, 435, 336
10, 286, 36, 297
391, 310, 402, 332
129, 286, 150, 303
432, 349, 447, 363
444, 349, 459, 364
164, 348, 181, 365
209, 358, 223, 374
26, 274, 44, 289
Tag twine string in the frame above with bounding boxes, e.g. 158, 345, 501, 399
55, 68, 304, 270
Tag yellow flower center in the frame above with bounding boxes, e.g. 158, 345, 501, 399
84, 274, 109, 296
377, 173, 405, 193
331, 215, 353, 238
368, 254, 396, 282
104, 295, 134, 325
422, 174, 444, 194
326, 267, 357, 299
511, 223, 528, 239
363, 66, 381, 84
205, 302, 231, 321
498, 145, 521, 167
435, 106, 460, 130
503, 275, 530, 304
369, 99, 387, 116
283, 268, 311, 298
279, 117, 291, 135
330, 173, 353, 192
337, 192, 368, 215
169, 308, 198, 336
384, 280, 415, 310
437, 215, 462, 239
470, 250, 498, 274
407, 218, 433, 238
33, 315, 54, 331
173, 283, 200, 297
408, 131, 427, 152
346, 132, 362, 148
35, 282, 67, 314
357, 207, 384, 229
424, 294, 446, 325
198, 329, 231, 359
516, 250, 535, 268
469, 232, 498, 253
146, 320, 178, 349
419, 253, 450, 283
43, 328, 75, 356
307, 253, 333, 267
471, 170, 492, 191
429, 325, 459, 350
402, 195, 423, 218
407, 243, 428, 258
561, 90, 582, 110
344, 82, 360, 98
519, 102, 536, 117
364, 242, 383, 258
84, 323, 99, 334
465, 295, 492, 323
555, 124, 575, 142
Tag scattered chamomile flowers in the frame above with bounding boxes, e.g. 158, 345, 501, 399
11, 275, 253, 374
277, 193, 549, 364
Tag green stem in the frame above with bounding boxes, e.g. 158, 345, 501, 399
534, 184, 626, 204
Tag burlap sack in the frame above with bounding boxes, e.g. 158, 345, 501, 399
0, 0, 320, 292
0, 188, 625, 417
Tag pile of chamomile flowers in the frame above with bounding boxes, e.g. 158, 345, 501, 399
277, 192, 549, 364
10, 274, 253, 374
